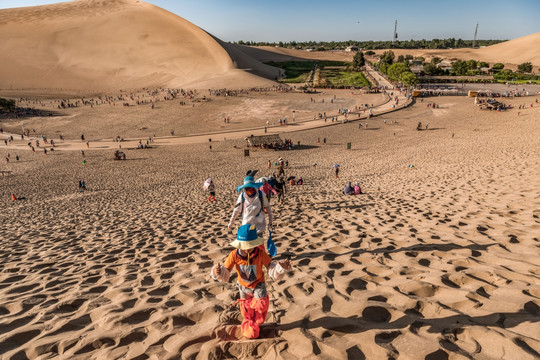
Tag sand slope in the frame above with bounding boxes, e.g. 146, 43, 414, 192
366, 33, 540, 69
1, 93, 539, 359
475, 32, 540, 66
0, 0, 275, 93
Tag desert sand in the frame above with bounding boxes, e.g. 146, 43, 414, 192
1, 1, 540, 359
2, 90, 540, 359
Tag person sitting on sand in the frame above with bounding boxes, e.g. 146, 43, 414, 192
11, 193, 26, 201
210, 224, 292, 339
353, 182, 362, 195
229, 175, 273, 235
297, 177, 304, 185
343, 182, 354, 195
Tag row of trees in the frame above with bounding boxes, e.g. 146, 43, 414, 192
233, 38, 505, 51
423, 59, 534, 76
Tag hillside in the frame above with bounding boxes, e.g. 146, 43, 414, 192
0, 0, 277, 93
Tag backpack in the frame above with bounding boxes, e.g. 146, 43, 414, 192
240, 190, 264, 217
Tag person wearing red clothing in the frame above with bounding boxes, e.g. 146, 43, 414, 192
259, 179, 277, 202
211, 224, 291, 339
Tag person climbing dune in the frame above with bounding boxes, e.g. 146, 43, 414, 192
210, 224, 291, 339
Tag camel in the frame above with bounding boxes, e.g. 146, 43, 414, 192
114, 150, 126, 160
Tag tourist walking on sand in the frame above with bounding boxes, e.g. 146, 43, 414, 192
228, 175, 273, 235
203, 178, 216, 202
259, 178, 277, 202
210, 224, 292, 339
274, 176, 286, 204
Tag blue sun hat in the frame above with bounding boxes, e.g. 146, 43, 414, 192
236, 175, 263, 192
230, 224, 265, 250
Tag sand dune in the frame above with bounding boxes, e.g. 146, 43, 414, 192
365, 33, 540, 69
474, 32, 540, 66
0, 0, 276, 93
1, 0, 537, 94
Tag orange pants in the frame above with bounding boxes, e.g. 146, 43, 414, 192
238, 296, 269, 339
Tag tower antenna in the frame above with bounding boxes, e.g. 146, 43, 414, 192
473, 22, 478, 48
393, 20, 398, 44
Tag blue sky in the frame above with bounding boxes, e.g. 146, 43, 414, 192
2, 0, 539, 42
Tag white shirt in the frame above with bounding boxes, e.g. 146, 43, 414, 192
229, 191, 272, 234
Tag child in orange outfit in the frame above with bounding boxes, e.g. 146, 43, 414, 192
211, 224, 291, 339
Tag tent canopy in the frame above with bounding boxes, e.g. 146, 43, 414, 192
247, 134, 283, 147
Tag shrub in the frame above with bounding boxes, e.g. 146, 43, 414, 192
517, 62, 533, 73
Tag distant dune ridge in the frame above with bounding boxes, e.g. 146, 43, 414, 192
0, 0, 277, 92
368, 33, 540, 69
0, 0, 538, 93
474, 32, 540, 65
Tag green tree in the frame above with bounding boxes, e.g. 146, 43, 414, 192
423, 63, 440, 76
353, 51, 365, 70
452, 60, 468, 75
477, 61, 489, 68
517, 62, 533, 73
380, 50, 395, 65
399, 72, 418, 86
465, 60, 478, 70
492, 63, 505, 70
387, 63, 410, 81
431, 57, 441, 65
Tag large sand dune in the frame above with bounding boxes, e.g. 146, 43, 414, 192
0, 0, 277, 93
475, 32, 540, 66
